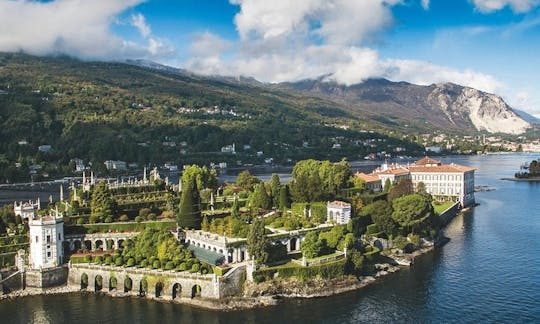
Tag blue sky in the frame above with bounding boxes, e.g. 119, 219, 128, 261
1, 0, 540, 116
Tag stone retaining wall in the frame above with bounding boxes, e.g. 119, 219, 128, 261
68, 263, 245, 300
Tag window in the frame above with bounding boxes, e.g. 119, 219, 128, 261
35, 236, 38, 243
58, 233, 61, 240
47, 251, 51, 258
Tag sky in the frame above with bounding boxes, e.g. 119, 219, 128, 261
1, 0, 540, 117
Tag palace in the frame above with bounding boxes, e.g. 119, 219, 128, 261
356, 157, 476, 207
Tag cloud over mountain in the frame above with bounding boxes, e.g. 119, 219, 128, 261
0, 0, 172, 60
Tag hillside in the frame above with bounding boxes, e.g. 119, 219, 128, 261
277, 78, 531, 135
0, 53, 421, 182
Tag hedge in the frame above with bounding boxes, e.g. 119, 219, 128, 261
65, 220, 177, 234
291, 202, 326, 222
254, 259, 346, 282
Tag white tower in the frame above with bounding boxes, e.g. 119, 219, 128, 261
28, 210, 64, 269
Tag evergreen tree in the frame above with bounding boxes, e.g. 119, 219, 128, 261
278, 185, 291, 210
231, 196, 240, 218
250, 183, 271, 210
177, 176, 202, 229
269, 173, 281, 207
90, 181, 116, 223
247, 218, 268, 265
201, 215, 209, 231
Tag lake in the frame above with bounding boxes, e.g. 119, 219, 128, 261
1, 154, 539, 323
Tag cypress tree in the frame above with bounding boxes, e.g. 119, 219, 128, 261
278, 185, 291, 210
177, 176, 202, 229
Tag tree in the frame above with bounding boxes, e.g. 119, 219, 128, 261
391, 194, 432, 233
235, 170, 261, 191
247, 218, 268, 265
201, 216, 210, 231
182, 165, 218, 190
177, 175, 202, 229
301, 231, 325, 259
363, 200, 396, 236
249, 183, 271, 210
231, 196, 240, 218
278, 185, 291, 210
90, 181, 117, 223
269, 173, 281, 207
383, 179, 392, 193
387, 179, 413, 202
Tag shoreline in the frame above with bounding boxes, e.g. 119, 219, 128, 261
0, 246, 435, 311
501, 177, 540, 182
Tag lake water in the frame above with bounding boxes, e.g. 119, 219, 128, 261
1, 154, 540, 323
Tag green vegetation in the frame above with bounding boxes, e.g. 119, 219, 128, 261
177, 167, 202, 229
433, 201, 456, 215
253, 259, 346, 283
247, 218, 268, 265
515, 159, 540, 178
0, 53, 424, 183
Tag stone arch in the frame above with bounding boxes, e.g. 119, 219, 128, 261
95, 240, 104, 251
62, 241, 71, 255
139, 278, 148, 297
172, 283, 181, 299
155, 281, 164, 298
118, 239, 125, 249
227, 249, 234, 263
81, 273, 88, 290
191, 284, 202, 298
290, 237, 298, 251
84, 240, 92, 251
329, 210, 334, 219
95, 275, 103, 292
73, 240, 82, 251
109, 276, 117, 291
124, 277, 132, 293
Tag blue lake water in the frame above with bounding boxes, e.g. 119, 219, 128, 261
1, 153, 539, 323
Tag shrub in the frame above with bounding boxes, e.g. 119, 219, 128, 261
164, 261, 174, 270
119, 214, 129, 222
365, 224, 380, 235
114, 256, 124, 266
104, 216, 113, 223
83, 255, 92, 263
126, 258, 136, 267
140, 260, 148, 268
152, 260, 161, 269
104, 255, 113, 265
190, 263, 201, 273
94, 255, 103, 264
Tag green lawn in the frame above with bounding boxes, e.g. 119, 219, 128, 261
433, 201, 456, 215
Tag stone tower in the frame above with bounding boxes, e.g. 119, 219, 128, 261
28, 209, 64, 269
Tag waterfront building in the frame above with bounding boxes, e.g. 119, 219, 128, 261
354, 172, 382, 192
29, 209, 64, 269
327, 201, 352, 224
372, 164, 411, 190
408, 157, 475, 207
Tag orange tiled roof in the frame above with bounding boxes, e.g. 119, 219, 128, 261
355, 172, 381, 183
373, 167, 410, 175
415, 157, 442, 166
408, 164, 475, 173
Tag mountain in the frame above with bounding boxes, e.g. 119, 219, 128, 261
515, 109, 540, 124
0, 53, 425, 182
278, 79, 531, 135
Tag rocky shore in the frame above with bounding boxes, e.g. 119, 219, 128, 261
0, 285, 79, 300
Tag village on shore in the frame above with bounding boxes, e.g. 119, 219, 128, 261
0, 156, 475, 309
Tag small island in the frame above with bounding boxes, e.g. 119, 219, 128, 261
506, 159, 540, 181
0, 158, 474, 310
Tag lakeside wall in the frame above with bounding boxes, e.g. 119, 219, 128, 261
439, 202, 461, 225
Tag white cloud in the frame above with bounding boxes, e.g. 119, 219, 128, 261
186, 0, 503, 97
472, 0, 540, 13
131, 13, 151, 38
421, 0, 430, 10
0, 0, 172, 60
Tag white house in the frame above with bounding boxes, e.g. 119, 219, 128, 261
29, 211, 64, 269
327, 201, 352, 224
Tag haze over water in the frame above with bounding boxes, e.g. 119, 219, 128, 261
1, 154, 539, 323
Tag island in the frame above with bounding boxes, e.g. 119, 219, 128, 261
0, 157, 474, 310
505, 159, 540, 181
